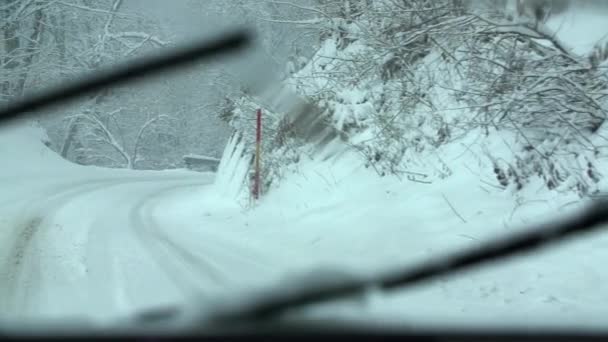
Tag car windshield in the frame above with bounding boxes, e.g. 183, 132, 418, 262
1, 0, 608, 334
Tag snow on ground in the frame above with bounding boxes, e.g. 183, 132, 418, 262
155, 126, 608, 330
159, 6, 608, 329
0, 122, 245, 325
2, 122, 608, 330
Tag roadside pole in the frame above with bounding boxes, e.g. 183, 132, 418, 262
253, 108, 262, 201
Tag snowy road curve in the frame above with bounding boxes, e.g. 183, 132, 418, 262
0, 172, 274, 323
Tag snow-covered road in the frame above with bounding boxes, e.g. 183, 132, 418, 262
0, 125, 297, 327
0, 170, 277, 324
1, 174, 197, 320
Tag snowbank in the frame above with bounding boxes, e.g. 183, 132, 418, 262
181, 123, 608, 328
203, 1, 608, 325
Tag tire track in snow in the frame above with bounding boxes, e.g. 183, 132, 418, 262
0, 175, 204, 316
1, 217, 43, 313
128, 184, 235, 295
2, 178, 143, 313
128, 184, 281, 301
1, 172, 277, 320
80, 180, 215, 318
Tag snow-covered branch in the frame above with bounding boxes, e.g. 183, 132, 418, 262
55, 1, 134, 17
132, 114, 175, 168
64, 111, 133, 168
108, 32, 169, 47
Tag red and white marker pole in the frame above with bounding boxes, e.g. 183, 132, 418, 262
253, 108, 262, 200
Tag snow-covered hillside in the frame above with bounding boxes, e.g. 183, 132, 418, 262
226, 1, 608, 198
196, 130, 608, 328
206, 0, 608, 328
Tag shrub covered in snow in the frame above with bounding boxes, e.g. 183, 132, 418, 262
222, 0, 607, 198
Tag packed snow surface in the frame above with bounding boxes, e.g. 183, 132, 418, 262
1, 122, 608, 331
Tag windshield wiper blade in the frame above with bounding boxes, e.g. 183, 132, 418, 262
211, 199, 608, 323
0, 30, 250, 124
